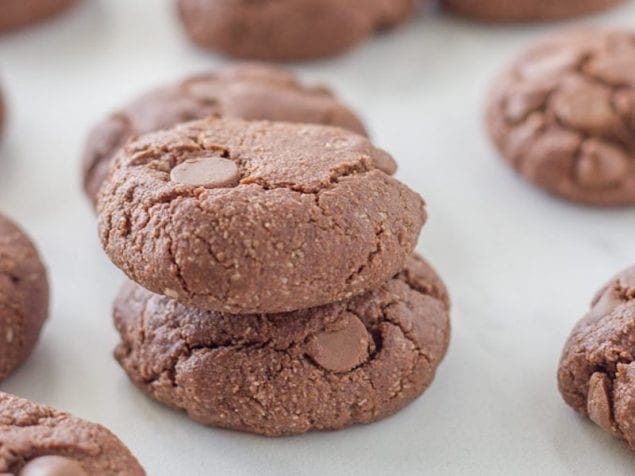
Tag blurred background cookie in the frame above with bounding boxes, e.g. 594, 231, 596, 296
114, 255, 450, 436
442, 0, 624, 22
82, 63, 367, 206
0, 213, 48, 384
487, 29, 635, 206
558, 265, 635, 451
0, 0, 78, 33
0, 392, 145, 474
176, 0, 419, 61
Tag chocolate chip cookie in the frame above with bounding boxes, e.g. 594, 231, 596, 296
0, 0, 78, 33
487, 29, 635, 206
97, 117, 423, 314
442, 0, 624, 22
176, 0, 418, 61
0, 392, 145, 474
0, 214, 48, 383
558, 265, 635, 451
82, 64, 367, 206
114, 255, 450, 436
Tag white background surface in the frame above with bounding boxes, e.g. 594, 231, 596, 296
1, 1, 635, 474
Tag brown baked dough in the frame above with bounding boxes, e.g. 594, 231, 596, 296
82, 63, 368, 206
558, 265, 635, 451
0, 0, 78, 33
0, 392, 145, 475
176, 0, 418, 61
0, 214, 48, 383
97, 117, 423, 314
442, 0, 624, 22
487, 29, 635, 206
114, 255, 450, 436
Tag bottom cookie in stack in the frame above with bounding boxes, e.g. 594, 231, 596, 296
113, 255, 450, 436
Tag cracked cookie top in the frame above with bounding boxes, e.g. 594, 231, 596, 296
487, 29, 635, 206
82, 63, 368, 206
442, 0, 624, 23
558, 265, 635, 450
0, 213, 48, 383
176, 0, 418, 61
97, 117, 425, 314
0, 392, 145, 475
113, 254, 450, 436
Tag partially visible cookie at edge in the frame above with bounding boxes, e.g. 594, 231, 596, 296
0, 392, 145, 474
487, 29, 635, 206
442, 0, 624, 22
114, 254, 450, 436
176, 0, 419, 61
558, 265, 635, 451
97, 117, 424, 314
82, 63, 369, 206
0, 0, 78, 33
0, 213, 48, 383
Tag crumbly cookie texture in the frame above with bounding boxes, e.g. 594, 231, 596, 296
0, 392, 145, 475
487, 29, 635, 206
0, 0, 78, 33
0, 214, 48, 383
558, 265, 635, 450
176, 0, 418, 61
82, 63, 368, 205
97, 117, 424, 314
114, 255, 450, 436
442, 0, 624, 22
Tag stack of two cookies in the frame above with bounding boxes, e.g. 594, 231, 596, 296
94, 78, 450, 437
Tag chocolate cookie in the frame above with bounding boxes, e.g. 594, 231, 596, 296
176, 0, 418, 61
442, 0, 624, 22
0, 0, 78, 33
97, 117, 423, 314
487, 30, 635, 206
82, 64, 368, 206
558, 266, 635, 451
0, 392, 145, 474
0, 214, 48, 383
114, 255, 450, 436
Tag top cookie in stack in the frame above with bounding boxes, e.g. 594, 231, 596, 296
97, 117, 425, 314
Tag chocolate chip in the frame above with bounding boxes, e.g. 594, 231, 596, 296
19, 456, 87, 476
575, 140, 629, 189
587, 372, 616, 435
306, 313, 370, 373
170, 156, 240, 189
